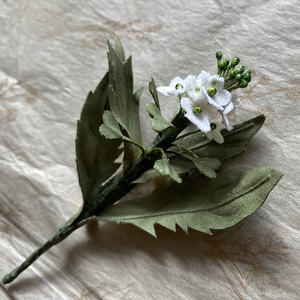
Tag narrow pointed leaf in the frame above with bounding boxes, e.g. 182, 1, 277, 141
149, 78, 160, 110
107, 41, 143, 169
76, 72, 123, 202
114, 33, 125, 62
97, 167, 283, 237
146, 103, 176, 132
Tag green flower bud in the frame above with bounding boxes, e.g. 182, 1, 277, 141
207, 87, 217, 97
242, 73, 251, 82
175, 83, 184, 90
218, 61, 226, 71
210, 123, 217, 130
222, 59, 230, 67
239, 80, 248, 88
235, 74, 242, 82
228, 70, 236, 79
216, 52, 222, 60
239, 65, 245, 73
235, 67, 244, 74
231, 57, 240, 67
226, 63, 232, 70
193, 107, 202, 116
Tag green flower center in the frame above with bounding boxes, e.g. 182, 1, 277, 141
175, 83, 184, 90
207, 87, 217, 97
193, 107, 202, 116
196, 85, 201, 93
210, 123, 217, 130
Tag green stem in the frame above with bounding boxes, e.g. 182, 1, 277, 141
2, 110, 191, 284
2, 224, 79, 284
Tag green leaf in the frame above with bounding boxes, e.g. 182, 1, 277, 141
100, 110, 124, 139
97, 167, 283, 237
146, 103, 176, 132
107, 41, 143, 169
114, 33, 125, 63
154, 155, 182, 183
134, 115, 265, 183
149, 78, 160, 110
76, 72, 123, 202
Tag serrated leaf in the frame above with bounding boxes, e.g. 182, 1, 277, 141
100, 110, 124, 139
154, 156, 182, 183
134, 115, 265, 183
149, 78, 160, 110
76, 72, 123, 202
107, 41, 143, 169
146, 103, 176, 132
97, 167, 283, 237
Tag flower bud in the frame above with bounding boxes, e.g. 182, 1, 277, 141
228, 70, 236, 79
207, 87, 217, 97
216, 52, 222, 60
231, 57, 240, 67
222, 59, 230, 67
235, 74, 242, 82
242, 73, 251, 82
218, 61, 226, 71
239, 80, 248, 88
193, 107, 202, 116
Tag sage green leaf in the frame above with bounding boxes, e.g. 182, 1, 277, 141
97, 167, 283, 237
146, 103, 176, 132
107, 41, 143, 169
154, 156, 182, 183
172, 143, 221, 178
149, 78, 160, 110
114, 33, 125, 63
134, 115, 266, 183
76, 72, 123, 202
100, 110, 123, 139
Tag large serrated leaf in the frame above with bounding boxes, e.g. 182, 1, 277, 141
134, 115, 265, 183
76, 72, 123, 202
97, 167, 283, 237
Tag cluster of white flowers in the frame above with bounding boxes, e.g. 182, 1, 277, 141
156, 71, 239, 144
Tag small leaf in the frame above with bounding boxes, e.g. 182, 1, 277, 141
146, 103, 176, 132
99, 110, 124, 139
154, 156, 182, 183
149, 78, 160, 110
97, 167, 283, 237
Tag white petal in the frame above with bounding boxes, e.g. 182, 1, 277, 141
221, 113, 233, 131
223, 101, 234, 115
156, 86, 174, 96
212, 131, 224, 144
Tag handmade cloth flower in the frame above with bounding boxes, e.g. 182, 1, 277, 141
156, 76, 187, 96
206, 119, 224, 144
180, 94, 219, 134
199, 71, 232, 111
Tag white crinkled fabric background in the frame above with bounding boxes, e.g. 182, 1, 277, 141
0, 0, 299, 299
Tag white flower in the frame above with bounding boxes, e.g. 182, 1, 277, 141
180, 93, 218, 134
199, 71, 232, 111
206, 119, 224, 144
185, 75, 202, 100
220, 94, 240, 131
156, 76, 187, 96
